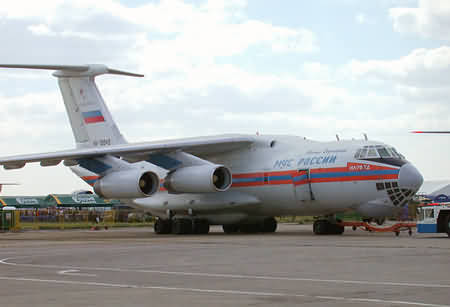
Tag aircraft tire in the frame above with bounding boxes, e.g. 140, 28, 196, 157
223, 224, 239, 234
262, 217, 277, 233
239, 224, 260, 233
172, 218, 192, 235
333, 224, 345, 235
314, 220, 343, 235
193, 219, 210, 234
313, 220, 326, 235
376, 218, 386, 225
154, 218, 171, 234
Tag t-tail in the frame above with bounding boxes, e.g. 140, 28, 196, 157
0, 64, 153, 194
0, 64, 143, 148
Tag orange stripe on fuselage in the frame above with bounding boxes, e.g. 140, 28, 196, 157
231, 163, 398, 188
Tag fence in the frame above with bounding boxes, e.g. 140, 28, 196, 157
13, 208, 154, 230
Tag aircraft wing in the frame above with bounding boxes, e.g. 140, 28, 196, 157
0, 134, 254, 170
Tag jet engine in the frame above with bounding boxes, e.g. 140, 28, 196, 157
164, 165, 232, 193
94, 170, 159, 199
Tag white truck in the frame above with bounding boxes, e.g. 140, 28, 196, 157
417, 202, 450, 237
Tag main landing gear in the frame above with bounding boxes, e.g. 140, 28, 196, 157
154, 217, 278, 235
222, 217, 278, 234
313, 219, 345, 235
154, 218, 210, 235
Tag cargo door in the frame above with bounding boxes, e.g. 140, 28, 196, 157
293, 169, 315, 202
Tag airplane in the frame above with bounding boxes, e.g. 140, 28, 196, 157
0, 64, 424, 235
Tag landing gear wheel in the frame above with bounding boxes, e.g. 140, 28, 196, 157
223, 224, 239, 234
154, 218, 171, 234
313, 220, 327, 235
313, 220, 344, 235
193, 219, 210, 234
261, 217, 277, 233
376, 218, 386, 226
334, 224, 345, 235
172, 219, 192, 235
240, 224, 260, 233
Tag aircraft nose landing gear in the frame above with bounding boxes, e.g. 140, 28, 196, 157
313, 219, 344, 235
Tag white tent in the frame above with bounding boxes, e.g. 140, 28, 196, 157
418, 180, 450, 195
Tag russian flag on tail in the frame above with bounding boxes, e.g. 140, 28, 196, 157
82, 110, 105, 124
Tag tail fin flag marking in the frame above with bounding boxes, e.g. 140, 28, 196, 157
82, 110, 105, 124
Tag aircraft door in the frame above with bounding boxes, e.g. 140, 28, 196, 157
294, 169, 315, 202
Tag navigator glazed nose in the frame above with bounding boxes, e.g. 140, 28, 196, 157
398, 163, 423, 190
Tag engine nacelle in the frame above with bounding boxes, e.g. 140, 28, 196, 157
94, 170, 159, 199
164, 165, 232, 193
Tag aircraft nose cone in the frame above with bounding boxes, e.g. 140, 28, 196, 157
398, 163, 423, 190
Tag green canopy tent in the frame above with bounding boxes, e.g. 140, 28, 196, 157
45, 193, 121, 208
0, 196, 48, 209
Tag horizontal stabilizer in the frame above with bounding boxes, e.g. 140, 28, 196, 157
0, 64, 144, 77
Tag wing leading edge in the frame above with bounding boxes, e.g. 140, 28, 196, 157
0, 135, 254, 169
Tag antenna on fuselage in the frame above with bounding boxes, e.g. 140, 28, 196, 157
335, 134, 340, 141
363, 133, 368, 141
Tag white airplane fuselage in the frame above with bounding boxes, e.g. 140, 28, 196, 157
127, 135, 421, 225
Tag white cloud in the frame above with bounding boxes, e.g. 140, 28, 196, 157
339, 45, 450, 165
346, 46, 450, 87
355, 13, 368, 24
0, 0, 317, 53
389, 0, 450, 40
302, 62, 332, 80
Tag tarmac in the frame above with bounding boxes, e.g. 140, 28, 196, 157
0, 224, 449, 307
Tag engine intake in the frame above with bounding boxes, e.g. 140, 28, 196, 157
165, 165, 232, 193
94, 170, 159, 199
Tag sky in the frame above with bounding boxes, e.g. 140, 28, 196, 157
0, 0, 450, 195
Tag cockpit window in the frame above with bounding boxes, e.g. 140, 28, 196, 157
376, 146, 391, 158
355, 145, 405, 160
390, 147, 405, 159
367, 147, 378, 157
359, 148, 367, 159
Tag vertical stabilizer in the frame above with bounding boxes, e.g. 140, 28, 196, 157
57, 75, 127, 148
0, 64, 143, 148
